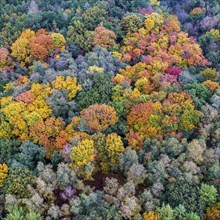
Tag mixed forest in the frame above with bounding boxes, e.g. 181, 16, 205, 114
0, 0, 220, 219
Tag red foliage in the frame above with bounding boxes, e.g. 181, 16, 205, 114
15, 91, 36, 104
166, 66, 182, 75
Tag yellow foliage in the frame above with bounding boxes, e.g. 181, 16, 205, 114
120, 62, 149, 81
0, 96, 13, 108
209, 29, 220, 42
105, 133, 125, 168
111, 51, 122, 59
200, 68, 217, 81
142, 211, 161, 220
145, 13, 165, 33
0, 164, 9, 188
0, 117, 12, 139
105, 133, 125, 156
87, 65, 104, 73
203, 80, 219, 92
20, 29, 36, 40
31, 83, 52, 98
70, 139, 95, 167
0, 47, 11, 70
11, 29, 35, 66
0, 83, 53, 141
150, 0, 160, 6
2, 101, 26, 118
3, 82, 15, 94
190, 7, 204, 15
50, 33, 66, 51
52, 76, 82, 100
11, 29, 66, 67
121, 12, 208, 67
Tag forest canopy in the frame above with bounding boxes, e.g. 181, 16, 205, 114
0, 0, 219, 219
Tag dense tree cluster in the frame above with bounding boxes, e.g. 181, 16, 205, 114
0, 0, 219, 219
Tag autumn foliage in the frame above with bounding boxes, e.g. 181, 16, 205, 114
142, 211, 161, 220
0, 2, 219, 218
0, 77, 81, 155
0, 164, 8, 188
126, 91, 201, 148
0, 47, 11, 70
80, 104, 118, 133
11, 29, 66, 66
29, 29, 53, 61
70, 139, 95, 167
93, 26, 116, 48
121, 13, 209, 69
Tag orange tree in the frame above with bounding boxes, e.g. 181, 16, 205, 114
80, 104, 118, 133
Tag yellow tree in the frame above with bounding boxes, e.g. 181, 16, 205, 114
11, 29, 35, 66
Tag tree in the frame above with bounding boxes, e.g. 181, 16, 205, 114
11, 29, 67, 66
0, 164, 8, 188
29, 117, 68, 157
82, 6, 107, 31
50, 32, 66, 51
80, 104, 118, 133
127, 100, 163, 142
93, 26, 116, 48
29, 29, 53, 61
121, 12, 209, 69
11, 29, 35, 66
0, 47, 11, 70
52, 76, 82, 100
70, 139, 95, 167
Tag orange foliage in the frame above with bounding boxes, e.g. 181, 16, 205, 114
93, 26, 116, 48
126, 91, 200, 149
190, 7, 204, 15
205, 203, 220, 220
126, 131, 144, 150
0, 47, 11, 70
121, 13, 209, 69
11, 29, 66, 66
29, 117, 67, 156
29, 29, 53, 61
80, 104, 118, 133
203, 80, 219, 92
143, 211, 161, 220
127, 100, 163, 141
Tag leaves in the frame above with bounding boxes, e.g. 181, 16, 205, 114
80, 104, 118, 133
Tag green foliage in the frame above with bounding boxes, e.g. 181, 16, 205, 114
26, 211, 43, 220
14, 142, 46, 171
199, 184, 217, 206
0, 0, 219, 219
82, 6, 107, 31
120, 14, 144, 36
4, 205, 25, 220
70, 192, 122, 220
3, 168, 34, 198
76, 73, 113, 109
0, 139, 19, 164
4, 205, 42, 220
162, 181, 202, 214
173, 205, 200, 220
156, 204, 174, 220
183, 83, 212, 109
